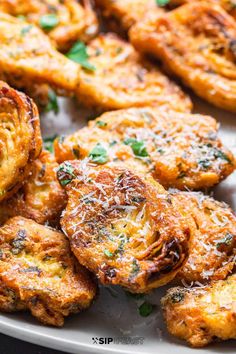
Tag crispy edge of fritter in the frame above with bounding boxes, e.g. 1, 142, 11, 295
0, 150, 67, 226
0, 81, 42, 202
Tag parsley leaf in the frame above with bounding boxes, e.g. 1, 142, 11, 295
20, 25, 33, 36
45, 89, 59, 114
124, 138, 148, 157
43, 135, 58, 153
104, 249, 113, 258
66, 41, 96, 71
89, 144, 108, 164
57, 162, 76, 186
138, 301, 154, 317
96, 120, 107, 127
156, 0, 170, 6
39, 14, 59, 31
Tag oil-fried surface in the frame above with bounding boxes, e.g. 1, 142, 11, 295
171, 191, 236, 283
75, 34, 192, 111
130, 2, 236, 112
169, 0, 236, 19
0, 13, 79, 95
161, 274, 236, 347
95, 0, 164, 31
58, 161, 190, 293
0, 0, 98, 51
54, 107, 235, 190
0, 151, 66, 226
0, 217, 96, 326
0, 81, 42, 202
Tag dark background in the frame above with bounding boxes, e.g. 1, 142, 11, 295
0, 333, 66, 354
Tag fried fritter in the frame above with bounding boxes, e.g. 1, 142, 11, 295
0, 0, 98, 51
0, 81, 42, 202
75, 34, 192, 112
58, 161, 190, 293
0, 13, 79, 95
171, 191, 236, 283
0, 151, 66, 226
161, 274, 236, 347
130, 2, 236, 112
54, 107, 235, 190
95, 0, 164, 31
0, 217, 96, 326
169, 0, 236, 20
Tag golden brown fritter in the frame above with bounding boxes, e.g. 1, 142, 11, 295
169, 0, 236, 19
0, 81, 42, 203
0, 13, 79, 95
161, 274, 236, 347
58, 161, 190, 293
0, 217, 96, 326
130, 2, 236, 112
75, 34, 192, 112
0, 0, 98, 51
171, 191, 236, 283
0, 151, 66, 226
95, 0, 164, 31
54, 107, 235, 190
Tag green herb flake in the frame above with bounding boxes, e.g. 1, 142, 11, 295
96, 120, 107, 127
17, 15, 26, 21
66, 41, 96, 71
124, 138, 148, 157
198, 159, 212, 170
45, 89, 59, 114
57, 162, 76, 186
43, 135, 57, 153
170, 291, 185, 304
131, 259, 140, 277
213, 149, 232, 164
138, 301, 154, 317
156, 0, 170, 6
20, 25, 33, 36
39, 14, 59, 31
104, 249, 113, 258
89, 143, 108, 164
216, 232, 233, 249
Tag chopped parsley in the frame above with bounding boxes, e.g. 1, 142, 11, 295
170, 291, 185, 303
89, 144, 108, 164
43, 135, 58, 153
45, 89, 59, 114
156, 0, 170, 6
20, 25, 33, 36
138, 301, 154, 317
104, 249, 113, 258
66, 41, 96, 71
39, 14, 59, 31
124, 138, 148, 157
216, 232, 233, 249
213, 149, 232, 164
130, 259, 140, 277
96, 120, 107, 127
57, 162, 76, 186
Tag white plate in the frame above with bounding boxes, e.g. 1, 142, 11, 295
0, 96, 235, 354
